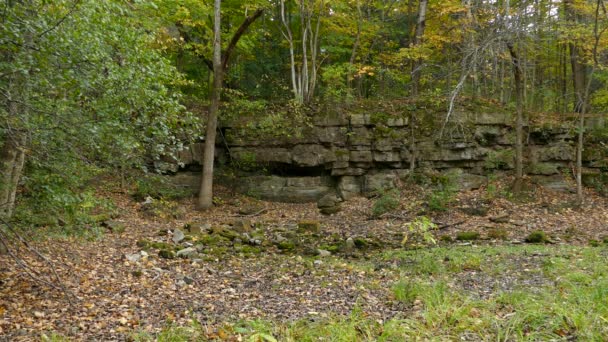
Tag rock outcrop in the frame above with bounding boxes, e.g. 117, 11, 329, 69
162, 108, 607, 202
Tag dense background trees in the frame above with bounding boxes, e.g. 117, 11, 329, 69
1, 0, 607, 225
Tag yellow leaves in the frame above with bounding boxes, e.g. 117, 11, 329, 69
355, 65, 375, 78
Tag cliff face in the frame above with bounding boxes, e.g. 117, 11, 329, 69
163, 108, 607, 202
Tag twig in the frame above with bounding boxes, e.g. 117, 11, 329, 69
232, 208, 268, 217
0, 218, 74, 303
436, 220, 466, 230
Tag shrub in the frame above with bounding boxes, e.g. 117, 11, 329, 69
133, 173, 193, 200
525, 231, 549, 243
372, 189, 400, 218
456, 231, 480, 241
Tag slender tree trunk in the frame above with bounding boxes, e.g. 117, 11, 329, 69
280, 0, 299, 102
575, 0, 603, 205
197, 0, 223, 210
411, 0, 428, 96
0, 132, 27, 220
508, 43, 524, 194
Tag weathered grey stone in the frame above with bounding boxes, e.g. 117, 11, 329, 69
347, 127, 372, 146
176, 247, 198, 258
474, 112, 512, 126
331, 168, 367, 176
191, 143, 203, 163
314, 111, 349, 126
531, 174, 571, 192
374, 138, 405, 151
317, 193, 341, 208
232, 219, 252, 233
284, 177, 317, 187
363, 171, 397, 193
338, 176, 361, 200
527, 162, 560, 175
446, 170, 487, 191
350, 150, 373, 163
292, 144, 333, 166
177, 148, 193, 166
125, 253, 141, 262
350, 114, 371, 126
317, 249, 332, 257
317, 127, 347, 145
419, 141, 489, 161
530, 143, 575, 162
232, 147, 292, 164
172, 229, 185, 243
352, 162, 373, 169
373, 151, 401, 162
386, 117, 407, 127
319, 206, 341, 215
332, 161, 349, 168
277, 186, 331, 202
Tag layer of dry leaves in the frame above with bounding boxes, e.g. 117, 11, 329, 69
1, 179, 607, 341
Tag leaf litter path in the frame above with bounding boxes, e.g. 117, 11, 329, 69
1, 184, 608, 340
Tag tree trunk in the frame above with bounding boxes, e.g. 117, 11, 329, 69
0, 132, 26, 220
507, 43, 524, 195
411, 0, 427, 96
565, 0, 588, 114
197, 0, 223, 210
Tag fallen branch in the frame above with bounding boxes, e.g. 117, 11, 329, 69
232, 208, 268, 217
0, 218, 74, 304
435, 220, 466, 230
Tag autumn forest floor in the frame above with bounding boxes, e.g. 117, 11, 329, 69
2, 178, 608, 341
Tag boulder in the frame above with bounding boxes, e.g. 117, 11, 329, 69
231, 219, 253, 233
172, 229, 185, 243
338, 176, 361, 200
176, 247, 198, 259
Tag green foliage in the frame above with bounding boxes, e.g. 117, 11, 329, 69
456, 231, 481, 241
425, 173, 458, 212
525, 231, 550, 243
392, 281, 425, 305
133, 173, 194, 201
401, 216, 438, 249
13, 163, 115, 236
371, 189, 400, 218
484, 150, 515, 170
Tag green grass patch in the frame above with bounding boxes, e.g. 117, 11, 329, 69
132, 244, 608, 341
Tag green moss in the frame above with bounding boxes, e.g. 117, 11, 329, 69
211, 227, 242, 241
487, 228, 508, 240
149, 241, 177, 251
319, 243, 342, 253
237, 245, 263, 255
136, 239, 150, 248
525, 231, 549, 243
298, 220, 321, 233
439, 235, 453, 242
276, 241, 296, 251
198, 233, 224, 245
158, 250, 176, 259
456, 231, 480, 241
353, 238, 368, 249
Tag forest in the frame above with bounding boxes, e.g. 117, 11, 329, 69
1, 0, 608, 340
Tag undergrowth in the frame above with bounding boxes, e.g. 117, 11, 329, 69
129, 244, 608, 341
